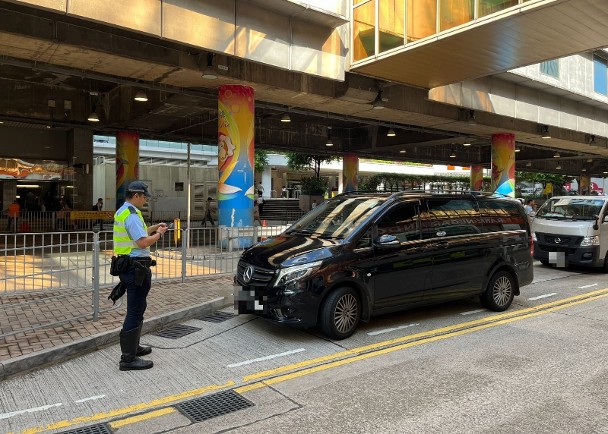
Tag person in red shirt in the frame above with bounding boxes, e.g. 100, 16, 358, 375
7, 199, 20, 232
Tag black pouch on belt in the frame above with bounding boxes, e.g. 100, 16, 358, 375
110, 255, 133, 276
133, 261, 150, 286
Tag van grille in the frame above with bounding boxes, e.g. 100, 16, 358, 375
236, 261, 275, 286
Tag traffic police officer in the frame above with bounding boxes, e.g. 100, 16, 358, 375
113, 181, 168, 371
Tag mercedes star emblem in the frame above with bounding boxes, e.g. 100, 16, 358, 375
243, 266, 254, 283
554, 238, 561, 244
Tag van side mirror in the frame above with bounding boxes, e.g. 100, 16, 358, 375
375, 234, 400, 249
603, 215, 608, 223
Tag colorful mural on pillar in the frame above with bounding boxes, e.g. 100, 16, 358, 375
116, 131, 139, 209
470, 165, 484, 191
491, 133, 515, 197
343, 153, 358, 193
218, 85, 255, 238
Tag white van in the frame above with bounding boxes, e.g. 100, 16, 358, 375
531, 195, 608, 270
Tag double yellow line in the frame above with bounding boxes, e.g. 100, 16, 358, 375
20, 287, 608, 434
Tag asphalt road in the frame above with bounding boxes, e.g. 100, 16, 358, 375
1, 262, 607, 434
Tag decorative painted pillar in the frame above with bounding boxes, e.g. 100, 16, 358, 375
218, 85, 255, 245
343, 153, 359, 193
470, 165, 484, 192
491, 133, 515, 197
579, 175, 590, 195
116, 131, 139, 209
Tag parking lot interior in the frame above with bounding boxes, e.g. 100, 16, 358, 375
2, 0, 608, 432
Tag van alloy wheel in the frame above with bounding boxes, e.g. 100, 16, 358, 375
334, 293, 358, 334
481, 271, 515, 312
319, 287, 361, 339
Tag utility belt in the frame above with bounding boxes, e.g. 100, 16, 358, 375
110, 255, 156, 286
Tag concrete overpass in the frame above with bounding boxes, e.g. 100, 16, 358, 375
1, 0, 608, 208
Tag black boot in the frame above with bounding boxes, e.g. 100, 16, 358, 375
119, 327, 153, 371
136, 322, 152, 357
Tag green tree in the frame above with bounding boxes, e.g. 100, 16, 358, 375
516, 171, 573, 195
286, 152, 335, 179
254, 149, 269, 174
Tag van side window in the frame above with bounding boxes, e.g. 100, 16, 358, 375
422, 198, 480, 238
376, 204, 420, 242
477, 199, 527, 232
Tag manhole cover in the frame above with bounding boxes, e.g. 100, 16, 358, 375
152, 324, 201, 339
57, 424, 111, 434
176, 390, 254, 422
198, 311, 235, 323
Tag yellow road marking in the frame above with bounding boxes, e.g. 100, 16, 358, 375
236, 290, 608, 393
109, 407, 176, 429
21, 382, 234, 434
21, 287, 608, 433
243, 287, 608, 382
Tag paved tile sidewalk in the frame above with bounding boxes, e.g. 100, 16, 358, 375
0, 275, 234, 381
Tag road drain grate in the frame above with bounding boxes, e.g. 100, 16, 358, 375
57, 423, 111, 434
152, 324, 201, 339
176, 390, 254, 422
198, 311, 236, 323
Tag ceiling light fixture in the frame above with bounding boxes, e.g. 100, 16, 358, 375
449, 148, 456, 158
581, 166, 587, 172
87, 112, 99, 122
281, 113, 291, 123
462, 139, 471, 147
387, 128, 396, 137
399, 149, 406, 153
202, 53, 218, 80
526, 161, 532, 167
326, 126, 333, 147
134, 90, 148, 102
553, 151, 560, 158
555, 163, 562, 170
515, 146, 521, 152
540, 125, 551, 139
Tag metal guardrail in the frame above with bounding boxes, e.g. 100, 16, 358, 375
0, 225, 287, 337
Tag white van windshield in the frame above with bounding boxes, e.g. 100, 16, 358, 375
536, 197, 605, 221
286, 196, 386, 238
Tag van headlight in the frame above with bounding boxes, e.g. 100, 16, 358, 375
274, 261, 322, 287
580, 235, 600, 247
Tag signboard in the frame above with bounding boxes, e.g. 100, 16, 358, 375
70, 211, 115, 220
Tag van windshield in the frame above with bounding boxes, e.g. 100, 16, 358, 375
286, 196, 386, 238
535, 197, 605, 221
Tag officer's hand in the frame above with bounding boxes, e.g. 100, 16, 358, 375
157, 225, 168, 235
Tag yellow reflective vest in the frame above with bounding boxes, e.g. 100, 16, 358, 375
113, 205, 147, 255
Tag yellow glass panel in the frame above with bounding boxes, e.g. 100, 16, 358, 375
478, 0, 518, 17
379, 0, 405, 53
406, 0, 437, 43
440, 0, 473, 31
353, 1, 376, 61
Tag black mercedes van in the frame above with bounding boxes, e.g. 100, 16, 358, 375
234, 192, 534, 339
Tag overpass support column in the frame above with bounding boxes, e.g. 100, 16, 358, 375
491, 133, 515, 197
470, 165, 484, 192
218, 85, 255, 244
343, 153, 359, 193
579, 175, 590, 195
67, 128, 94, 210
115, 131, 139, 210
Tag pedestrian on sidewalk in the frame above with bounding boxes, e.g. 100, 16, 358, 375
203, 196, 215, 226
92, 197, 104, 230
113, 180, 168, 371
7, 199, 20, 232
257, 181, 264, 197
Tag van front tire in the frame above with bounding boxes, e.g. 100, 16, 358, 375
319, 287, 361, 340
481, 271, 515, 311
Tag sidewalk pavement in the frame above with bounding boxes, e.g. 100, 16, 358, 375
0, 274, 234, 382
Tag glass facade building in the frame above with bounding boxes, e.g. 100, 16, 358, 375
353, 0, 532, 62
